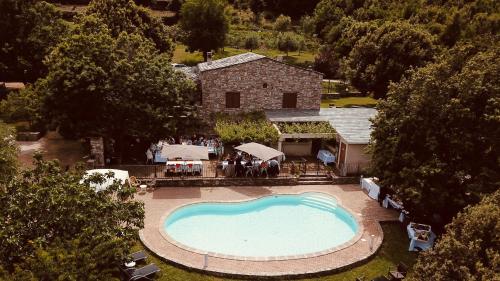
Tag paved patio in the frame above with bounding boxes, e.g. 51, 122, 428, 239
137, 185, 398, 276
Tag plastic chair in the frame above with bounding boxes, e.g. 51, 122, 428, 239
187, 163, 194, 176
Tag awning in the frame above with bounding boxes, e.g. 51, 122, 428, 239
161, 144, 209, 160
235, 142, 284, 162
81, 169, 130, 192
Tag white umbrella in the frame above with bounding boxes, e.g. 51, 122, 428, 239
235, 142, 284, 162
81, 169, 130, 192
161, 144, 209, 160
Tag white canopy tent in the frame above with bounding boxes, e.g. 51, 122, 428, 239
234, 142, 284, 162
160, 144, 209, 160
81, 169, 130, 192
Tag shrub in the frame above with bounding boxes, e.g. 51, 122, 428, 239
244, 34, 260, 51
274, 14, 291, 31
214, 112, 279, 144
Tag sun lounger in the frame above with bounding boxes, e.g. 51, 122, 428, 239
124, 263, 160, 281
130, 251, 147, 263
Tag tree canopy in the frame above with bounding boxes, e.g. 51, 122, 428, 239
0, 155, 144, 279
86, 0, 174, 55
180, 0, 229, 60
370, 42, 500, 223
0, 122, 18, 186
41, 16, 197, 154
344, 21, 437, 99
0, 0, 71, 82
408, 189, 500, 281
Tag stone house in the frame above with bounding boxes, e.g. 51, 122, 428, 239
188, 53, 323, 116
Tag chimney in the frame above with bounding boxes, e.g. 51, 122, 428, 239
207, 51, 212, 64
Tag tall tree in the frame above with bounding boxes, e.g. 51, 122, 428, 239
408, 189, 500, 281
86, 0, 174, 55
0, 155, 144, 279
179, 0, 229, 61
370, 42, 500, 223
0, 0, 70, 82
345, 21, 437, 99
0, 122, 18, 186
41, 16, 197, 156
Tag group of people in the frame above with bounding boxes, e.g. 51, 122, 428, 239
224, 152, 280, 178
145, 135, 224, 164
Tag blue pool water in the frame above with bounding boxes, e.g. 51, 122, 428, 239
164, 193, 359, 258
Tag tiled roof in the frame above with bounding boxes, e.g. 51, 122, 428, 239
265, 108, 377, 144
197, 52, 266, 72
175, 66, 199, 80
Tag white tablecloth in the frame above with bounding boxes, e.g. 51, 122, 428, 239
166, 161, 203, 173
382, 195, 403, 210
222, 160, 262, 170
407, 223, 436, 251
317, 149, 336, 165
360, 178, 380, 200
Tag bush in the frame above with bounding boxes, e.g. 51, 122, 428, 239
244, 34, 260, 51
277, 33, 299, 55
277, 122, 336, 136
274, 14, 291, 31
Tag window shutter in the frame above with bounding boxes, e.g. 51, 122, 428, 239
282, 92, 297, 108
226, 92, 240, 108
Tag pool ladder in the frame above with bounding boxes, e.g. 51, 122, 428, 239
300, 194, 338, 212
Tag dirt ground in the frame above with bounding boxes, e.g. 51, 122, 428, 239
17, 131, 87, 169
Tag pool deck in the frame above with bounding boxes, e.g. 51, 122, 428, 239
137, 185, 399, 276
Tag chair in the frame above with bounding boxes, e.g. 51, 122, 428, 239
175, 164, 182, 175
130, 251, 147, 263
187, 163, 194, 176
129, 176, 141, 189
145, 179, 156, 192
124, 263, 160, 281
389, 262, 408, 279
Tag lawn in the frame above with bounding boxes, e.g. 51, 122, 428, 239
132, 222, 417, 281
321, 97, 378, 108
172, 44, 316, 67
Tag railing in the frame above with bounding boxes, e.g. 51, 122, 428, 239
338, 162, 370, 176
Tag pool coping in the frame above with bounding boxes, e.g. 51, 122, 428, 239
157, 191, 364, 262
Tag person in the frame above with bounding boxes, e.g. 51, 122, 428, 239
146, 148, 153, 164
269, 158, 279, 176
235, 156, 243, 177
260, 161, 268, 177
245, 159, 253, 177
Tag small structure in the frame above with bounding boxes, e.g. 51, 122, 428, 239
185, 52, 322, 116
234, 142, 284, 161
81, 169, 130, 192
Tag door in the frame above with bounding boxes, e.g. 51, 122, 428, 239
339, 141, 346, 167
282, 92, 297, 108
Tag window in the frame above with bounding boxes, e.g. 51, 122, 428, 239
225, 92, 240, 108
282, 92, 297, 108
263, 83, 268, 88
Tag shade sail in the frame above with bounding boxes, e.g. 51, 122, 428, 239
161, 144, 209, 160
81, 169, 130, 192
234, 142, 284, 162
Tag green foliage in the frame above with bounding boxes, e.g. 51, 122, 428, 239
0, 122, 18, 186
180, 0, 229, 58
245, 0, 320, 19
0, 156, 144, 279
0, 85, 42, 125
370, 42, 500, 223
0, 0, 71, 82
344, 21, 437, 99
215, 112, 279, 144
408, 190, 500, 281
41, 16, 197, 152
87, 0, 174, 55
273, 14, 291, 31
277, 32, 299, 55
299, 15, 316, 37
277, 122, 336, 136
244, 34, 260, 51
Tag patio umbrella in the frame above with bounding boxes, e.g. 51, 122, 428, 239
234, 142, 284, 162
160, 144, 209, 160
81, 169, 130, 192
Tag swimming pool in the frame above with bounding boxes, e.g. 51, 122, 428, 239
163, 192, 359, 259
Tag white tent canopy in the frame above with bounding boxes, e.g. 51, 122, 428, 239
160, 144, 209, 160
235, 142, 284, 162
81, 169, 130, 192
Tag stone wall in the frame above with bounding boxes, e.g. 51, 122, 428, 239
199, 58, 323, 116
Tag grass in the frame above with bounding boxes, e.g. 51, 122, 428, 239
131, 223, 417, 281
321, 97, 378, 108
172, 44, 316, 67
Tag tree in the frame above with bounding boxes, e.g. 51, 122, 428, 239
41, 16, 197, 157
273, 14, 291, 31
370, 43, 500, 224
277, 33, 298, 56
86, 0, 174, 55
345, 21, 437, 99
408, 189, 500, 281
0, 85, 42, 127
0, 155, 144, 279
299, 15, 316, 37
0, 122, 18, 186
0, 0, 70, 82
180, 0, 229, 61
244, 34, 259, 51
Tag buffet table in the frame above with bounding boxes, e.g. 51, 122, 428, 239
317, 149, 336, 165
407, 222, 436, 251
165, 160, 203, 174
360, 177, 380, 200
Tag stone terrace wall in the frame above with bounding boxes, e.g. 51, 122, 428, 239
199, 58, 323, 116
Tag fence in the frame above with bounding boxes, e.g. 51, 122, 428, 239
338, 162, 370, 176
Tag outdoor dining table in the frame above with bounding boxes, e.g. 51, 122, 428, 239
221, 160, 262, 170
165, 160, 203, 174
317, 149, 336, 165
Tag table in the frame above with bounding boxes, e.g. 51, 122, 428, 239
154, 151, 167, 163
166, 160, 203, 174
382, 195, 403, 210
360, 178, 380, 200
139, 184, 147, 192
222, 160, 262, 170
317, 149, 336, 165
407, 223, 436, 251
